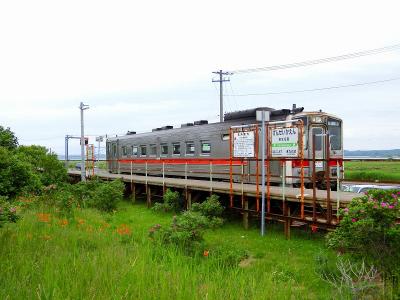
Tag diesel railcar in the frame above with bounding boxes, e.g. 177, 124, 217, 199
106, 106, 343, 189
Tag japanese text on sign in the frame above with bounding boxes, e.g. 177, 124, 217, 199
271, 127, 299, 157
233, 131, 255, 158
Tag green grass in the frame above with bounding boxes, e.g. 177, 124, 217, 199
0, 200, 336, 299
344, 161, 400, 183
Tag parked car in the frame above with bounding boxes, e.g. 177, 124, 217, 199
344, 184, 400, 194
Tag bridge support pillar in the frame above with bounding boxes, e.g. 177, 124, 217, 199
147, 186, 152, 208
186, 190, 192, 210
131, 183, 136, 203
243, 198, 249, 230
284, 205, 291, 240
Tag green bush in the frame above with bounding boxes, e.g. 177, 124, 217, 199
0, 147, 42, 198
0, 196, 19, 227
150, 195, 225, 254
191, 194, 224, 228
0, 126, 18, 150
16, 145, 67, 186
152, 189, 181, 212
88, 179, 124, 212
37, 178, 125, 214
150, 211, 209, 252
327, 189, 400, 277
191, 194, 224, 217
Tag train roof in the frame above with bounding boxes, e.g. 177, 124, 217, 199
107, 107, 342, 142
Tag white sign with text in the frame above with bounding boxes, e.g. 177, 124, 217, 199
271, 127, 299, 157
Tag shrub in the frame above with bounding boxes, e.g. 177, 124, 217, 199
89, 179, 124, 212
191, 194, 224, 228
315, 254, 383, 299
150, 211, 209, 252
0, 196, 19, 227
0, 147, 42, 198
327, 189, 400, 277
0, 126, 18, 150
191, 194, 224, 217
16, 145, 67, 186
152, 189, 181, 212
70, 178, 124, 212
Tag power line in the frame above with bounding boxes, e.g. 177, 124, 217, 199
230, 43, 400, 74
224, 76, 400, 97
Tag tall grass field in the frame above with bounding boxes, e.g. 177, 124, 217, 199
344, 160, 400, 183
0, 200, 336, 299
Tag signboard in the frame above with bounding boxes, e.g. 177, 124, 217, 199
86, 144, 94, 159
271, 127, 299, 157
233, 131, 255, 158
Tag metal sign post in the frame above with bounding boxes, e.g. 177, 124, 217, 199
256, 110, 270, 236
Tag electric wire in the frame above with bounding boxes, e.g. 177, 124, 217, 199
230, 43, 400, 74
224, 76, 400, 97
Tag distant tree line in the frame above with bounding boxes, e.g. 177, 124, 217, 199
344, 149, 400, 157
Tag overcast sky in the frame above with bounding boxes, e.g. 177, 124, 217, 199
0, 0, 399, 155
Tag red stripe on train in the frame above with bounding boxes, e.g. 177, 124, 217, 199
117, 158, 246, 166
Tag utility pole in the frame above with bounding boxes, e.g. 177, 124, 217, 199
79, 102, 89, 182
212, 70, 231, 123
65, 135, 69, 168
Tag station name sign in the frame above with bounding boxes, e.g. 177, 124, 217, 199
271, 127, 299, 157
233, 131, 255, 158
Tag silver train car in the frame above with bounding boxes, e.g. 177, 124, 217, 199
106, 106, 343, 189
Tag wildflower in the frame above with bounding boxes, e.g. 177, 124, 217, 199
344, 208, 349, 213
9, 207, 17, 213
381, 202, 387, 208
78, 219, 85, 225
116, 224, 131, 235
59, 219, 69, 227
351, 218, 357, 223
311, 224, 318, 233
99, 222, 110, 232
37, 213, 51, 223
203, 250, 209, 257
388, 205, 394, 209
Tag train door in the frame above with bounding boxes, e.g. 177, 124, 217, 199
310, 126, 326, 180
110, 141, 118, 173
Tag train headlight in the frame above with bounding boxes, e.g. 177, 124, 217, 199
311, 116, 323, 123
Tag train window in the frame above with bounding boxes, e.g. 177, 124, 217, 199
201, 141, 211, 155
312, 128, 323, 151
150, 144, 157, 156
172, 143, 181, 155
328, 118, 342, 150
140, 145, 147, 156
132, 146, 138, 157
161, 144, 168, 156
112, 144, 117, 157
122, 146, 127, 157
186, 142, 195, 155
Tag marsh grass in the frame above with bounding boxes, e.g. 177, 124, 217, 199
0, 201, 335, 299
